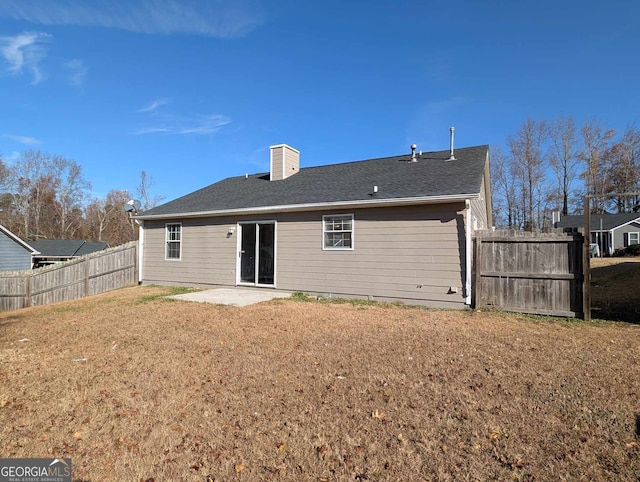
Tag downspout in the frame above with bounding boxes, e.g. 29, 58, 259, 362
135, 219, 144, 284
465, 199, 472, 305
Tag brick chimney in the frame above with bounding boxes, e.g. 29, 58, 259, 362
270, 144, 299, 181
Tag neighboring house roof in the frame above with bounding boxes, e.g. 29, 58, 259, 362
137, 145, 489, 219
28, 240, 108, 257
0, 224, 40, 254
76, 241, 109, 256
556, 213, 640, 231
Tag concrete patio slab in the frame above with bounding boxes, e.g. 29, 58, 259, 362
167, 288, 292, 307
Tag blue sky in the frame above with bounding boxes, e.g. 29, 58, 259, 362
0, 0, 639, 202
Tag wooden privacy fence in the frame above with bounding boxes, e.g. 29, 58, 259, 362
0, 241, 137, 311
473, 230, 585, 318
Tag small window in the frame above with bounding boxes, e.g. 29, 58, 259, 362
323, 214, 353, 250
629, 232, 639, 246
166, 223, 182, 260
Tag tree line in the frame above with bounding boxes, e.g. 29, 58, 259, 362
491, 117, 640, 231
0, 150, 163, 246
3, 121, 638, 243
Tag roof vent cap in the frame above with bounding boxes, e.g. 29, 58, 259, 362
447, 127, 456, 161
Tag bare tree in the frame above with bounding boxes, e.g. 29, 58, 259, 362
602, 125, 640, 212
84, 190, 138, 246
50, 155, 91, 238
580, 118, 616, 214
490, 145, 521, 228
83, 198, 110, 242
136, 170, 165, 212
548, 115, 581, 215
0, 155, 9, 191
507, 119, 549, 231
4, 151, 90, 240
9, 151, 49, 239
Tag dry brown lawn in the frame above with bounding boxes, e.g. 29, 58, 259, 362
1, 287, 639, 481
591, 257, 640, 323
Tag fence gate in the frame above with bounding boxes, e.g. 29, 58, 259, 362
473, 231, 585, 318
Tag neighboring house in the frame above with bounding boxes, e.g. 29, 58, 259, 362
135, 143, 492, 309
28, 240, 109, 267
555, 213, 640, 255
0, 224, 40, 270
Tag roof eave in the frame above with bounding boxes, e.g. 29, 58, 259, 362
610, 216, 640, 231
135, 194, 478, 221
0, 224, 40, 254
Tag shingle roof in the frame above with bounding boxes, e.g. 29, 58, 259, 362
75, 241, 108, 256
556, 213, 640, 231
28, 240, 108, 257
139, 145, 489, 218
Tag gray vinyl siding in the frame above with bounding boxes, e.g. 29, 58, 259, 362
614, 221, 640, 248
283, 146, 299, 178
271, 148, 284, 181
0, 232, 33, 270
271, 145, 299, 181
142, 220, 237, 286
470, 176, 488, 230
142, 203, 469, 308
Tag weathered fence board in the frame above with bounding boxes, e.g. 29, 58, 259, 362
0, 241, 137, 311
473, 231, 584, 318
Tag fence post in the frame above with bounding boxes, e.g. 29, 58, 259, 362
84, 256, 90, 297
133, 243, 138, 285
25, 273, 32, 308
473, 236, 481, 308
583, 197, 591, 321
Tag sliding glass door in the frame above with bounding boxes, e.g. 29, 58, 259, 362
239, 222, 275, 286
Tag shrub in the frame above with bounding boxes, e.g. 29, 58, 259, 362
627, 243, 640, 256
613, 243, 640, 257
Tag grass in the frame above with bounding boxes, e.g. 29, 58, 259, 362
1, 286, 639, 481
290, 291, 382, 307
591, 257, 640, 323
133, 285, 199, 304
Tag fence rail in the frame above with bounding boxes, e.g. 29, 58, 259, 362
0, 241, 137, 311
473, 231, 585, 318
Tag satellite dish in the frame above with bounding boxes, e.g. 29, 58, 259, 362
124, 199, 142, 213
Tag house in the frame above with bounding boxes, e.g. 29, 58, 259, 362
555, 213, 640, 255
135, 142, 492, 309
0, 224, 40, 270
28, 240, 109, 267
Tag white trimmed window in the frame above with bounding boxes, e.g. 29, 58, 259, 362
323, 214, 353, 250
165, 223, 182, 260
629, 232, 639, 246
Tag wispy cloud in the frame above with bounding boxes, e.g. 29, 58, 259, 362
0, 31, 51, 84
65, 58, 87, 86
0, 0, 264, 38
3, 133, 42, 145
138, 98, 170, 113
136, 113, 231, 136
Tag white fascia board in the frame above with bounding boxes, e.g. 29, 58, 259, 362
269, 144, 300, 153
610, 216, 640, 231
134, 193, 477, 221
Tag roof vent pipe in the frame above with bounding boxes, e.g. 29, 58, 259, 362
447, 127, 456, 161
410, 144, 417, 162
